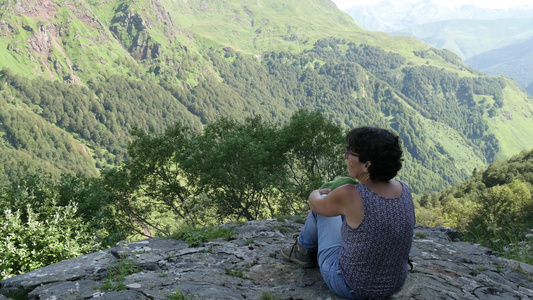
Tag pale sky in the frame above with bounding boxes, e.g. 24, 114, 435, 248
332, 0, 533, 10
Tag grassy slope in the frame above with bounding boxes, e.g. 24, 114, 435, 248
158, 0, 484, 78
159, 0, 359, 53
0, 0, 479, 82
0, 13, 50, 78
488, 79, 533, 159
0, 1, 134, 83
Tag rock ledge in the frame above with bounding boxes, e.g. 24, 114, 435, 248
1, 219, 533, 299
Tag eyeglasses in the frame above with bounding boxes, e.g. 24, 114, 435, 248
344, 148, 359, 159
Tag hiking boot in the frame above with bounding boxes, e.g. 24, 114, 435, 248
281, 237, 317, 268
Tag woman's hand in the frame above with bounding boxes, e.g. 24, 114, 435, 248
308, 187, 345, 217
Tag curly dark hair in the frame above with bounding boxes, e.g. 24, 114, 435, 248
345, 127, 403, 181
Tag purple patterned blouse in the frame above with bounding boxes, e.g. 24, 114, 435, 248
339, 181, 415, 299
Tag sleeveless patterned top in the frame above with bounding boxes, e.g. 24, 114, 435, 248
339, 181, 415, 299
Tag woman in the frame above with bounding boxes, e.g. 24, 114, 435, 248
281, 127, 415, 299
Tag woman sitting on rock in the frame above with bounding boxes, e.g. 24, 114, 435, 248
281, 126, 415, 300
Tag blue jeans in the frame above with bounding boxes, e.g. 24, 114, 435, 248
298, 211, 369, 300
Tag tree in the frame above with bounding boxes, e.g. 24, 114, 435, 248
279, 109, 347, 202
113, 123, 203, 235
189, 116, 287, 220
113, 109, 349, 226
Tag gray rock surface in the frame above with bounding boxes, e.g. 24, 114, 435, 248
1, 218, 533, 299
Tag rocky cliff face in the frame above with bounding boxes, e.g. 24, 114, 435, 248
1, 218, 533, 300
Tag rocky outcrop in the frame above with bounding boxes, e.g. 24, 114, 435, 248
28, 25, 52, 55
1, 218, 533, 299
109, 0, 175, 61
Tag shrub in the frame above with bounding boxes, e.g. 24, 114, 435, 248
172, 225, 234, 247
0, 200, 95, 280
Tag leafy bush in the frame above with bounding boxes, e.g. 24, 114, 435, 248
111, 109, 348, 235
0, 200, 95, 279
0, 171, 118, 280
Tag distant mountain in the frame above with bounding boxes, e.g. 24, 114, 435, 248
342, 0, 533, 93
393, 19, 533, 60
343, 0, 533, 33
2, 0, 533, 193
466, 36, 533, 88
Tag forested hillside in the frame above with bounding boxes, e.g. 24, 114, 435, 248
1, 0, 533, 194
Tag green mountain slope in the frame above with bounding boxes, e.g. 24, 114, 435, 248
487, 79, 533, 158
1, 0, 533, 193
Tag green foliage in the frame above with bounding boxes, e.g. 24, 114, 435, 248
101, 258, 141, 291
0, 30, 526, 195
166, 288, 194, 300
0, 108, 352, 277
124, 123, 203, 227
0, 203, 94, 279
56, 173, 130, 247
0, 173, 96, 279
465, 225, 533, 265
400, 65, 502, 148
261, 292, 281, 300
0, 168, 137, 279
0, 69, 200, 168
107, 109, 347, 236
0, 72, 98, 182
187, 116, 287, 221
414, 232, 427, 239
278, 110, 348, 201
172, 225, 234, 247
415, 149, 533, 264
